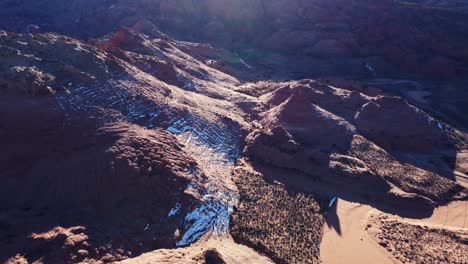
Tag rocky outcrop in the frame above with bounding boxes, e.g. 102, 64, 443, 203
261, 80, 369, 120
0, 30, 246, 263
0, 118, 200, 263
354, 96, 450, 152
225, 79, 466, 263
245, 127, 330, 177
245, 80, 465, 205
0, 30, 120, 95
0, 66, 59, 96
0, 4, 467, 264
2, 0, 468, 79
260, 86, 357, 149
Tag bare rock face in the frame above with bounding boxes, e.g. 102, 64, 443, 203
261, 85, 357, 149
328, 153, 375, 181
0, 2, 467, 264
0, 30, 238, 263
4, 123, 195, 212
0, 66, 58, 96
354, 96, 450, 152
261, 80, 369, 122
245, 80, 465, 206
96, 28, 180, 85
0, 118, 199, 263
245, 126, 330, 176
132, 19, 169, 40
0, 31, 120, 96
0, 24, 257, 263
2, 0, 468, 79
26, 226, 90, 263
230, 79, 466, 263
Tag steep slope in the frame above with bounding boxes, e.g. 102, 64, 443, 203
0, 3, 467, 263
0, 121, 197, 263
230, 80, 467, 263
256, 80, 466, 202
0, 30, 252, 263
260, 86, 357, 148
2, 0, 468, 79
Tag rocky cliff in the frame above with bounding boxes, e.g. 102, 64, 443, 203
1, 0, 468, 79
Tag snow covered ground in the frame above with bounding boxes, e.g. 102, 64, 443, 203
55, 75, 242, 247
168, 123, 241, 247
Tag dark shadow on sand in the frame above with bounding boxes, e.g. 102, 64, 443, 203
324, 199, 342, 236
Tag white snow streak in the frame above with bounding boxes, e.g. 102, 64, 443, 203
240, 58, 252, 69
168, 203, 182, 217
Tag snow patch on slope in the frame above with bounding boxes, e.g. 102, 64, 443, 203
166, 116, 241, 247
176, 201, 234, 246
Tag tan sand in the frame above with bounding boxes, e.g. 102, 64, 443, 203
455, 150, 468, 188
421, 201, 468, 228
320, 199, 396, 264
321, 198, 468, 264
